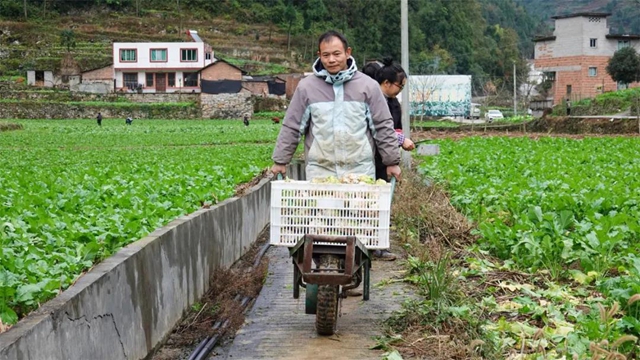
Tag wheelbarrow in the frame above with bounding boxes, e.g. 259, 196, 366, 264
270, 175, 396, 335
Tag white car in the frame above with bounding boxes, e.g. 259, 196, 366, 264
485, 110, 504, 122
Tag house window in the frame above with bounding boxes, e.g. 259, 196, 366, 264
589, 67, 597, 77
566, 85, 572, 94
205, 52, 212, 60
589, 38, 597, 48
120, 49, 137, 62
618, 40, 630, 50
123, 73, 138, 89
150, 49, 167, 62
183, 72, 198, 87
181, 49, 198, 62
146, 73, 154, 87
168, 72, 176, 87
543, 71, 556, 81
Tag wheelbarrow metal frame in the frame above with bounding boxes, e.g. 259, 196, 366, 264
289, 234, 372, 300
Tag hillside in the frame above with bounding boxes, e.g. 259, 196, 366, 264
0, 9, 302, 77
518, 0, 640, 35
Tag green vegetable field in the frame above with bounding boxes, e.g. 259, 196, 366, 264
0, 119, 278, 325
419, 136, 640, 357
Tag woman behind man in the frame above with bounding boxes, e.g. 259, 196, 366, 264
362, 58, 415, 262
362, 58, 415, 181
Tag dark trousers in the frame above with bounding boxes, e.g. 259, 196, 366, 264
374, 151, 389, 182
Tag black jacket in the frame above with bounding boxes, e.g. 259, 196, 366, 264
375, 96, 402, 180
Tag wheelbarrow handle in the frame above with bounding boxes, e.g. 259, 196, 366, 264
389, 176, 397, 203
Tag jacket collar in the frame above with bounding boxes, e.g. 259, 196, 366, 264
312, 57, 357, 85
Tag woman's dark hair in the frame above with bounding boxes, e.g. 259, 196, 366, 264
318, 30, 349, 51
361, 62, 381, 80
377, 57, 406, 85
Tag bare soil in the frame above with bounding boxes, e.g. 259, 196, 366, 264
149, 228, 270, 360
234, 168, 271, 197
0, 123, 23, 132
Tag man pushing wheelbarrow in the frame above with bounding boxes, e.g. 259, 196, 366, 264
270, 30, 401, 336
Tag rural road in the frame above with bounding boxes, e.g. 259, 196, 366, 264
210, 246, 413, 360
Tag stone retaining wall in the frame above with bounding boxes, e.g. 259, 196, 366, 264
201, 92, 253, 119
0, 90, 199, 104
0, 102, 201, 119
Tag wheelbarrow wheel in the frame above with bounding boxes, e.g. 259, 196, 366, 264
315, 254, 340, 336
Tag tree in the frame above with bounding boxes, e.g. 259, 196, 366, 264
606, 46, 640, 85
283, 2, 298, 52
60, 29, 76, 53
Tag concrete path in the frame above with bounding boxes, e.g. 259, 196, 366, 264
211, 246, 413, 360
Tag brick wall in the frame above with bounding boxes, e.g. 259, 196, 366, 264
276, 73, 304, 99
242, 81, 268, 96
535, 55, 640, 104
201, 62, 242, 81
82, 65, 114, 82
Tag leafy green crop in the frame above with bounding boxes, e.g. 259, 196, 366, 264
0, 119, 279, 324
418, 136, 640, 356
419, 136, 640, 278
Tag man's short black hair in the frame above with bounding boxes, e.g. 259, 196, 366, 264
318, 30, 349, 51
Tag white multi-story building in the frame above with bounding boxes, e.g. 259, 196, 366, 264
113, 30, 214, 93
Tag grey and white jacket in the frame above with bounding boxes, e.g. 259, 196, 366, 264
272, 57, 400, 180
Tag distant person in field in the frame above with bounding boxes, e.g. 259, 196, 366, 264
126, 117, 133, 125
97, 112, 102, 126
243, 114, 250, 126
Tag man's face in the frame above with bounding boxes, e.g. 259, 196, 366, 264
318, 37, 352, 75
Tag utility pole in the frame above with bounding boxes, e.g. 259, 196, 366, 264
401, 0, 411, 169
513, 61, 517, 118
636, 93, 640, 133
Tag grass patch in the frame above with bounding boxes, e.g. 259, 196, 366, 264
554, 87, 640, 116
223, 58, 288, 76
412, 121, 460, 128
0, 76, 25, 82
378, 171, 496, 359
253, 111, 285, 119
492, 115, 533, 124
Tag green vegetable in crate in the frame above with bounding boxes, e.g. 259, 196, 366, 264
310, 174, 388, 185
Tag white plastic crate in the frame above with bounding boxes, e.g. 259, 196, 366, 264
270, 180, 392, 249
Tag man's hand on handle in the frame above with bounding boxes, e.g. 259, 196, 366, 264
271, 163, 287, 176
386, 165, 401, 181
